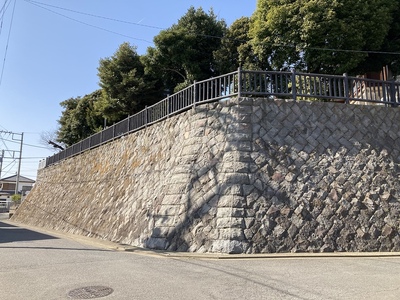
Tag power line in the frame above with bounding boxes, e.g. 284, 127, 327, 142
268, 43, 400, 56
0, 0, 11, 37
1, 156, 46, 161
0, 0, 15, 87
0, 137, 50, 149
0, 0, 10, 15
0, 158, 16, 176
24, 0, 153, 44
0, 0, 11, 22
23, 0, 228, 42
23, 0, 400, 57
22, 142, 49, 149
0, 134, 13, 157
25, 0, 164, 31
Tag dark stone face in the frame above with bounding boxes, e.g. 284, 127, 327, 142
12, 98, 400, 254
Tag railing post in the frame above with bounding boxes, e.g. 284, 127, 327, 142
291, 69, 297, 101
167, 95, 170, 118
237, 66, 242, 98
193, 80, 197, 108
343, 73, 350, 104
145, 105, 148, 127
390, 79, 397, 107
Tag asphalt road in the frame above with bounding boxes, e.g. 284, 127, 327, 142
1, 213, 399, 300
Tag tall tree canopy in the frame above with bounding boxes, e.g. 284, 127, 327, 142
57, 90, 103, 146
251, 0, 399, 74
142, 7, 227, 92
357, 1, 400, 75
213, 17, 260, 73
97, 42, 163, 123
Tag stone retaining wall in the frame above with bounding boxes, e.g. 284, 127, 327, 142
12, 97, 400, 253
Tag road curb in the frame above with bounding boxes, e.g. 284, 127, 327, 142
3, 218, 400, 260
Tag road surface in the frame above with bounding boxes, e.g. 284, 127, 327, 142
1, 213, 399, 300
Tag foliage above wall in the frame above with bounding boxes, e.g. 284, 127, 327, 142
55, 2, 400, 146
251, 0, 400, 74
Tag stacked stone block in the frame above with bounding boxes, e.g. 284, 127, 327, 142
12, 97, 400, 253
242, 99, 400, 253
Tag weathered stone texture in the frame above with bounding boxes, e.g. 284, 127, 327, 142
12, 98, 400, 253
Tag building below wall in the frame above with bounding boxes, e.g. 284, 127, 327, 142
12, 97, 400, 253
0, 175, 35, 195
0, 175, 35, 212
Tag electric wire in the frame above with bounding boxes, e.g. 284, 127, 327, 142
0, 0, 15, 87
0, 130, 49, 178
24, 0, 164, 31
1, 158, 16, 175
0, 135, 13, 157
23, 0, 400, 57
0, 0, 10, 15
22, 0, 238, 43
25, 0, 153, 44
268, 43, 400, 56
0, 131, 47, 179
0, 0, 11, 22
23, 0, 226, 41
0, 0, 11, 37
0, 137, 53, 149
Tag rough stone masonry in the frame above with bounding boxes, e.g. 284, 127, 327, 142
12, 97, 400, 253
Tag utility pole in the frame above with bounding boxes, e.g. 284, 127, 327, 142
0, 149, 4, 179
0, 130, 24, 195
15, 132, 23, 195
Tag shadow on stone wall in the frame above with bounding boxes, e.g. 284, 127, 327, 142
143, 100, 247, 253
12, 98, 400, 253
240, 100, 399, 253
145, 98, 400, 253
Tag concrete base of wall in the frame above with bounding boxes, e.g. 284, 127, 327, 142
12, 97, 400, 253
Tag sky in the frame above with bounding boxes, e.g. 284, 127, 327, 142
0, 0, 257, 181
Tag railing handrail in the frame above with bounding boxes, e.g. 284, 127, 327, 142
39, 69, 400, 169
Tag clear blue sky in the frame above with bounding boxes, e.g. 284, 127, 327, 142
0, 0, 256, 180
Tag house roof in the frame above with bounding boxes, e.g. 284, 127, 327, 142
0, 190, 13, 196
0, 175, 35, 183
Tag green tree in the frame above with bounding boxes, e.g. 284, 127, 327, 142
355, 1, 400, 75
213, 17, 261, 73
143, 7, 227, 93
251, 0, 398, 74
57, 97, 79, 146
97, 42, 163, 123
57, 90, 103, 146
11, 194, 21, 205
385, 3, 400, 75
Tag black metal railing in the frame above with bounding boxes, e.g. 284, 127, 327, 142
40, 69, 400, 168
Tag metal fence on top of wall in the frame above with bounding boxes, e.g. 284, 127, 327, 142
41, 69, 400, 169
